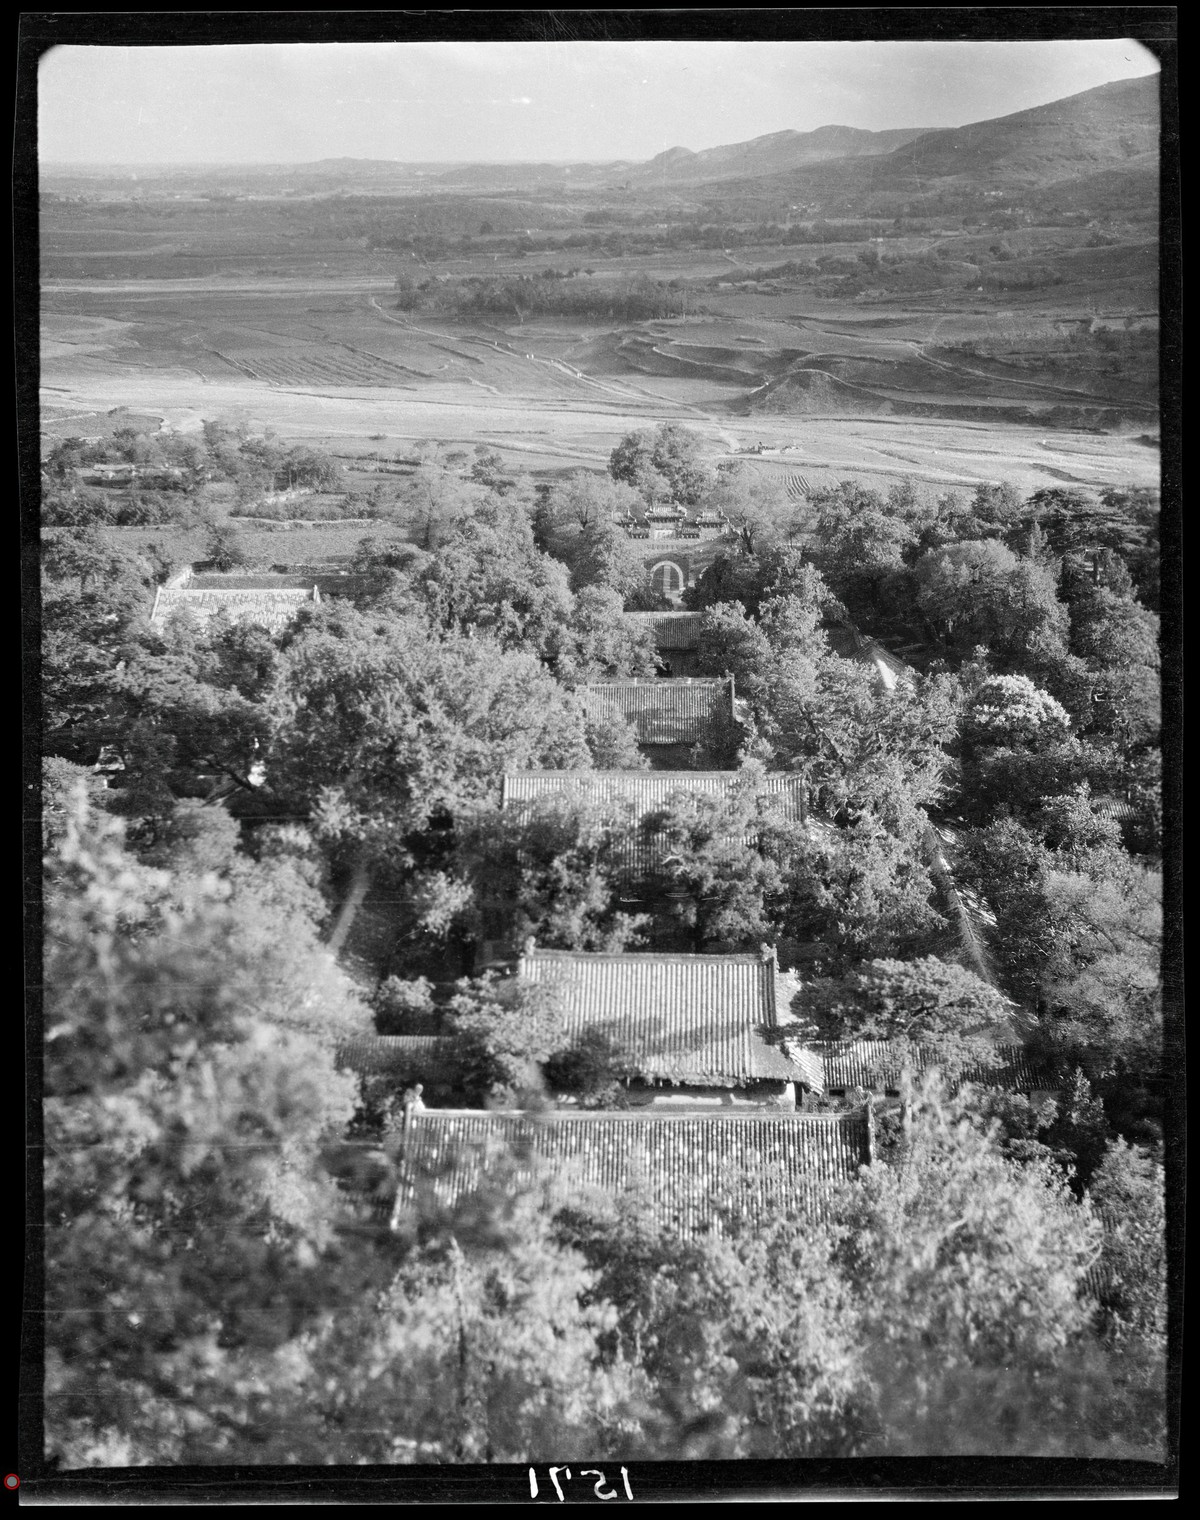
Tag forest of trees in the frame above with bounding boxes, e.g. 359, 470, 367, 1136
39, 419, 1169, 1466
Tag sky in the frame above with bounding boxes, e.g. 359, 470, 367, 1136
38, 39, 1161, 166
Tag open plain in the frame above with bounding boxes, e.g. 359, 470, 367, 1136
41, 271, 1159, 499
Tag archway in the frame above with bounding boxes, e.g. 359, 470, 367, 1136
650, 560, 686, 599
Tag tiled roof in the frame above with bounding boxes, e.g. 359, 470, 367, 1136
393, 1108, 872, 1233
188, 573, 324, 590
815, 1041, 1051, 1093
501, 770, 805, 875
824, 624, 913, 691
1092, 796, 1138, 825
149, 585, 319, 632
581, 679, 734, 745
335, 1035, 456, 1080
519, 949, 818, 1088
781, 1042, 828, 1093
626, 611, 704, 650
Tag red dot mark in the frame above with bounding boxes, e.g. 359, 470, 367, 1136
3, 1475, 18, 1489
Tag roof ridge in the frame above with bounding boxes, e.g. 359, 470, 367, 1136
525, 949, 769, 964
505, 769, 744, 778
583, 677, 728, 686
409, 1108, 866, 1123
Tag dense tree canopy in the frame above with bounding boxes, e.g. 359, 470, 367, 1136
703, 462, 798, 553
608, 423, 714, 506
39, 401, 1168, 1468
810, 955, 1014, 1077
638, 770, 804, 952
44, 785, 369, 1465
267, 605, 592, 865
422, 792, 648, 957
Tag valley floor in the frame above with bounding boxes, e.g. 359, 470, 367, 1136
41, 277, 1159, 496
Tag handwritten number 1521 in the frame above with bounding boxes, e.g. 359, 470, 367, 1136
529, 1466, 633, 1501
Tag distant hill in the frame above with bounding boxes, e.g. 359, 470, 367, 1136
616, 76, 1158, 194
885, 76, 1159, 187
41, 73, 1159, 209
627, 124, 932, 184
631, 74, 1161, 219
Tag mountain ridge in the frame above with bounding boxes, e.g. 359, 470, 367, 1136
40, 72, 1158, 188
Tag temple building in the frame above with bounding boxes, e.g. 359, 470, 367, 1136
626, 610, 704, 675
580, 677, 740, 766
385, 1106, 874, 1236
518, 945, 824, 1110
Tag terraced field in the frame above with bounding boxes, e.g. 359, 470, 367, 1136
214, 343, 426, 388
40, 274, 1159, 497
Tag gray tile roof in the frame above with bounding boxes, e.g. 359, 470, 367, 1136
501, 770, 805, 875
626, 611, 704, 650
335, 1035, 456, 1080
149, 585, 319, 632
519, 949, 818, 1088
824, 624, 913, 691
393, 1108, 872, 1233
581, 678, 733, 745
1092, 796, 1138, 825
188, 573, 325, 590
815, 1041, 1051, 1093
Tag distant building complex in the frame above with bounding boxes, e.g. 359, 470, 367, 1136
613, 503, 732, 603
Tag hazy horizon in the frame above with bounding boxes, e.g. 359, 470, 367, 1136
39, 39, 1160, 168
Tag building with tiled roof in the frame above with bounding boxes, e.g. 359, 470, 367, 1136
336, 1035, 456, 1082
1091, 795, 1138, 827
627, 611, 704, 674
629, 611, 703, 650
501, 770, 805, 877
389, 1107, 873, 1235
518, 947, 822, 1105
580, 677, 735, 752
824, 622, 914, 692
613, 505, 729, 543
149, 583, 320, 633
815, 1041, 1052, 1096
190, 566, 375, 600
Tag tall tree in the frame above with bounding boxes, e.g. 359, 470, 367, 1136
608, 423, 713, 506
44, 785, 369, 1466
686, 543, 839, 621
397, 444, 490, 551
428, 793, 647, 955
808, 955, 1013, 1078
1087, 1139, 1167, 1349
41, 528, 159, 759
583, 706, 649, 770
692, 601, 776, 689
536, 471, 647, 592
957, 817, 1162, 1076
808, 480, 915, 624
551, 586, 659, 683
267, 605, 592, 869
702, 462, 797, 553
278, 1172, 646, 1464
443, 972, 569, 1105
638, 771, 803, 951
410, 501, 575, 659
836, 1077, 1162, 1458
